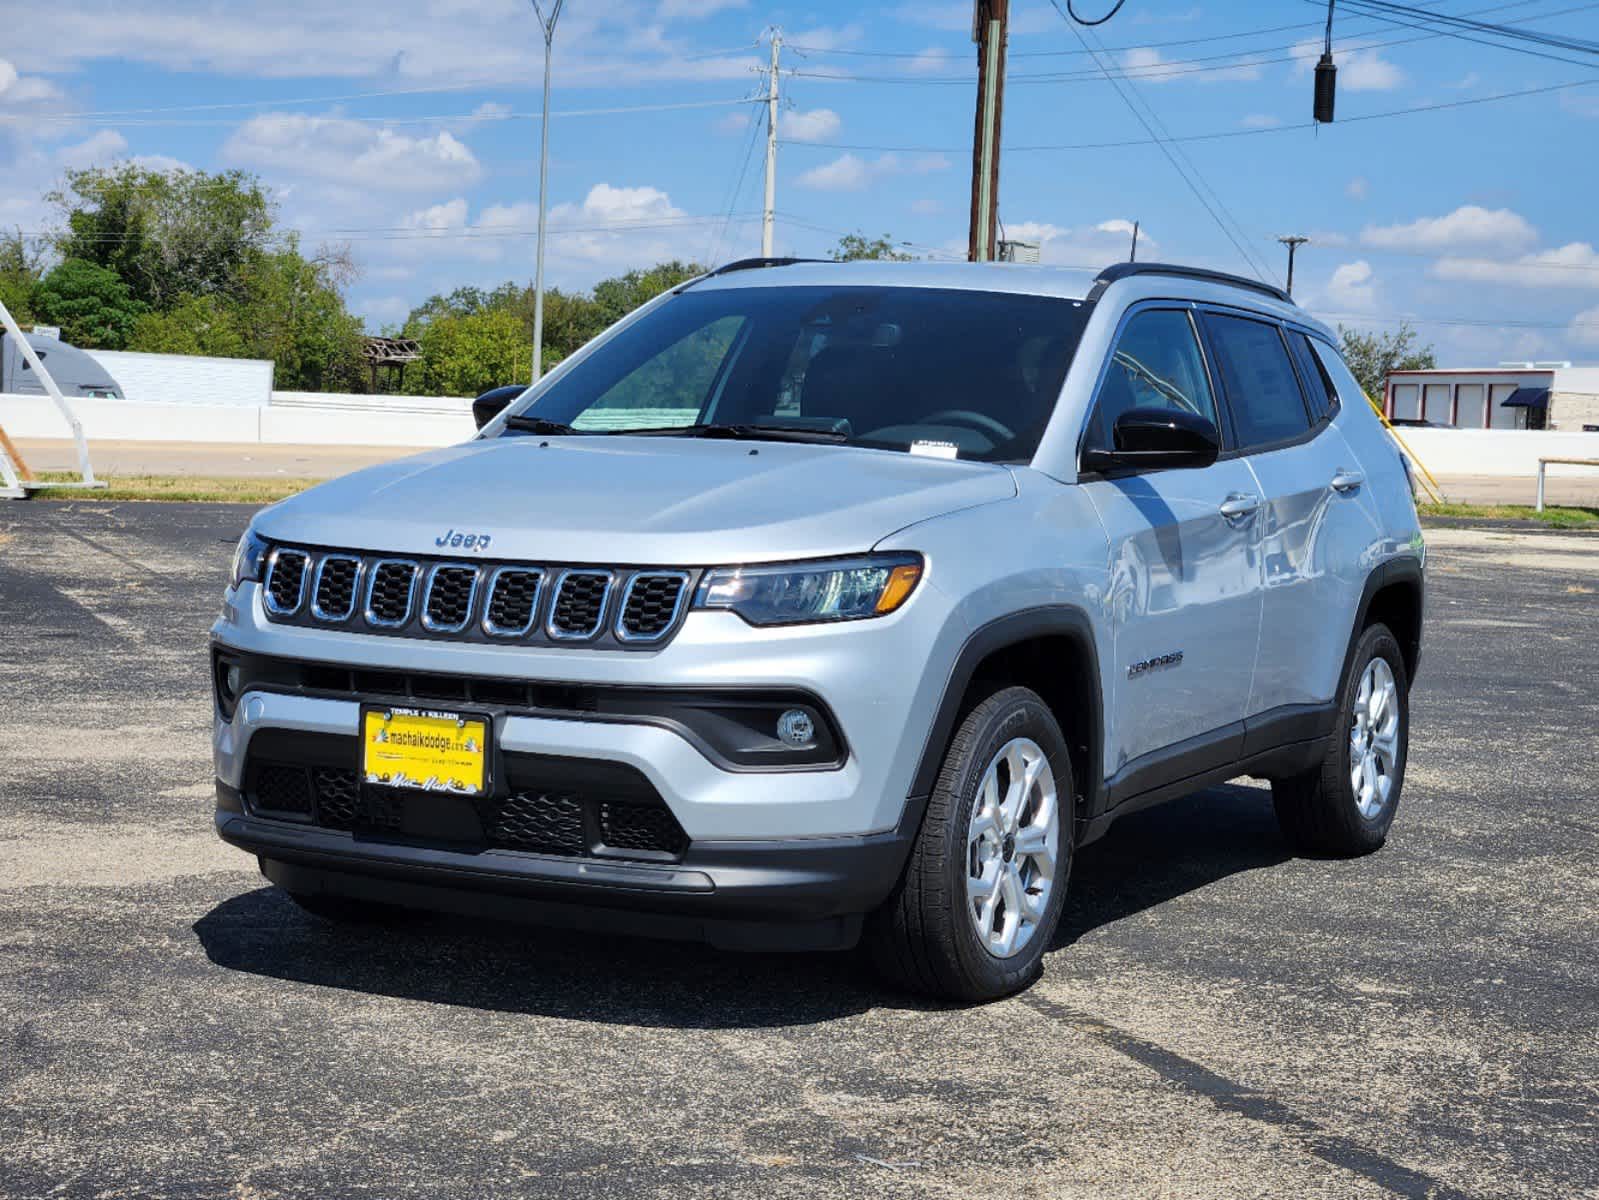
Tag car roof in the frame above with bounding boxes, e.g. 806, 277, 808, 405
686, 258, 1100, 301
682, 258, 1335, 341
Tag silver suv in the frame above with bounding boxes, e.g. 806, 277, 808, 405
212, 259, 1424, 1001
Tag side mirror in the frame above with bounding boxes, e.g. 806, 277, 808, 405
1082, 406, 1220, 473
472, 384, 526, 430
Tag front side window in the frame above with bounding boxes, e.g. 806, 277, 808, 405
503, 285, 1092, 462
1083, 308, 1218, 456
1205, 313, 1312, 450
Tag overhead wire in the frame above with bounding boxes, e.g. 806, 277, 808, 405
1044, 0, 1276, 283
776, 75, 1599, 153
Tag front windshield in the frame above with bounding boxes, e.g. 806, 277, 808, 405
499, 284, 1092, 463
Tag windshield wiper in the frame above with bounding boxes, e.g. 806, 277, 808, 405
502, 414, 582, 436
608, 422, 849, 444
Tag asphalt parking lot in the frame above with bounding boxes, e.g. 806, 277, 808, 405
1, 502, 1595, 1199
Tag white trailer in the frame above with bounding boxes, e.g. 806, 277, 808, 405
85, 349, 274, 408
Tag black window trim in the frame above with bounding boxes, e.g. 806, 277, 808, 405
1195, 303, 1331, 461
1074, 298, 1231, 479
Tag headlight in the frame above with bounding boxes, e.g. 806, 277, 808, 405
229, 528, 270, 590
694, 554, 923, 626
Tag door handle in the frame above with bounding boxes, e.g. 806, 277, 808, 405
1218, 493, 1262, 520
1330, 468, 1366, 493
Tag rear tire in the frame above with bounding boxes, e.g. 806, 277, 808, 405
1272, 623, 1409, 856
867, 686, 1073, 1002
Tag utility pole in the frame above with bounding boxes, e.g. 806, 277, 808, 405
967, 0, 1009, 262
1277, 235, 1309, 297
529, 0, 564, 384
1129, 220, 1140, 262
762, 30, 781, 258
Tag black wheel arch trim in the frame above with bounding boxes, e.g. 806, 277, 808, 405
1343, 554, 1425, 687
908, 605, 1105, 816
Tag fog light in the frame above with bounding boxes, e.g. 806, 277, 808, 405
776, 708, 815, 747
226, 665, 242, 699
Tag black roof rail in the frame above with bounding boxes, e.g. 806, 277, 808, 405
676, 256, 832, 292
1092, 261, 1292, 305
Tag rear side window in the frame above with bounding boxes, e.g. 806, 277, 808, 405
1286, 330, 1339, 422
1309, 338, 1373, 412
1204, 314, 1313, 450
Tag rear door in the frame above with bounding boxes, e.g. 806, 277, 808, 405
1200, 311, 1374, 720
1077, 304, 1264, 781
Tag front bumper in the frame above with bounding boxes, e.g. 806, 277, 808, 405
216, 792, 921, 951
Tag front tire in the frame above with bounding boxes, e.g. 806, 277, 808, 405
1272, 623, 1410, 856
867, 686, 1073, 1002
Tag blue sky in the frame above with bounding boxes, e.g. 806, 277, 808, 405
3, 0, 1598, 361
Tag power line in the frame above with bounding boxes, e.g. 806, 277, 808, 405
784, 0, 1597, 82
779, 74, 1599, 154
1330, 0, 1599, 67
35, 97, 761, 128
1045, 3, 1274, 283
1337, 0, 1599, 52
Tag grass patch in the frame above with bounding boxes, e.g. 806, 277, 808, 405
1420, 501, 1599, 529
28, 472, 319, 504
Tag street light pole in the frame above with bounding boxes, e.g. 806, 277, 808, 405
1277, 234, 1310, 297
530, 0, 564, 384
761, 29, 781, 258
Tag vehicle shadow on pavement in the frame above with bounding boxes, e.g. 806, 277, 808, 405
192, 782, 1289, 1025
1053, 782, 1290, 949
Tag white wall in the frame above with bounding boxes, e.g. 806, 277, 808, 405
0, 392, 474, 447
1397, 428, 1599, 476
86, 350, 274, 408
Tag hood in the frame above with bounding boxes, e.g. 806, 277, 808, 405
255, 435, 1017, 564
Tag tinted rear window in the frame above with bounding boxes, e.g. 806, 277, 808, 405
1204, 314, 1313, 449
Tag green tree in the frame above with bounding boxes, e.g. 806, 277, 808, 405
31, 258, 147, 349
416, 308, 532, 396
0, 229, 46, 325
237, 240, 366, 391
129, 293, 248, 358
49, 165, 274, 311
829, 232, 914, 262
1339, 323, 1436, 401
590, 260, 703, 325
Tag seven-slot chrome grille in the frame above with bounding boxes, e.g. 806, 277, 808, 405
260, 546, 696, 648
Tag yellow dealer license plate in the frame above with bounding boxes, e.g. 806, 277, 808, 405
362, 707, 489, 796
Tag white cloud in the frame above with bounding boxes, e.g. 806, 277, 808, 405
357, 293, 413, 324
54, 129, 128, 169
1361, 205, 1539, 253
1123, 45, 1263, 83
891, 3, 1054, 35
1240, 113, 1282, 129
796, 151, 949, 192
785, 24, 864, 53
1291, 39, 1405, 91
1433, 242, 1599, 290
995, 219, 1152, 268
223, 113, 482, 192
1568, 305, 1599, 347
1325, 260, 1378, 311
3, 7, 759, 90
714, 109, 751, 135
906, 48, 954, 75
659, 0, 745, 16
911, 198, 941, 216
387, 183, 704, 276
1346, 177, 1369, 201
779, 108, 841, 142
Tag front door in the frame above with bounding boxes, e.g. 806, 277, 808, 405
1077, 305, 1264, 782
